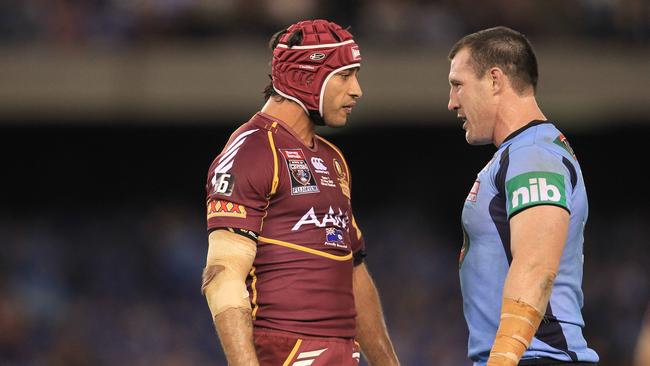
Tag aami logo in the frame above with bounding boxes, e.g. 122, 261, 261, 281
506, 171, 567, 215
292, 207, 349, 231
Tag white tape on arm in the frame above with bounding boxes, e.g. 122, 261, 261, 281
203, 229, 257, 317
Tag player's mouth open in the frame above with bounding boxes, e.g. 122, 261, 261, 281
459, 116, 468, 128
343, 104, 355, 114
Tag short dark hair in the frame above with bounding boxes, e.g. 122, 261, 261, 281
448, 26, 538, 94
263, 29, 303, 101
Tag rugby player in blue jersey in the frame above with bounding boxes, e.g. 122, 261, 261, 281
447, 26, 599, 366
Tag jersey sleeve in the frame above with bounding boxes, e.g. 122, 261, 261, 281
205, 129, 274, 234
504, 145, 574, 219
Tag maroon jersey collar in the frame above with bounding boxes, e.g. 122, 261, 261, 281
255, 112, 320, 152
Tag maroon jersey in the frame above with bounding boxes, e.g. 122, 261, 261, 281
206, 112, 365, 338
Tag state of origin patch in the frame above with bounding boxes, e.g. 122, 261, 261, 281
280, 149, 320, 195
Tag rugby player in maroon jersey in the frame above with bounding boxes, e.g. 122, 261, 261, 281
201, 19, 400, 366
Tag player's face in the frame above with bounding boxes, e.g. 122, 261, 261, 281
448, 48, 497, 145
322, 68, 363, 128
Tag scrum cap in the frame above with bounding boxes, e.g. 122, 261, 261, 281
271, 19, 362, 118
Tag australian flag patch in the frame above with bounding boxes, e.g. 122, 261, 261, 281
325, 227, 346, 248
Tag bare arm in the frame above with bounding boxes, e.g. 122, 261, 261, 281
353, 263, 400, 366
504, 205, 568, 312
487, 205, 569, 365
213, 308, 258, 365
203, 229, 259, 366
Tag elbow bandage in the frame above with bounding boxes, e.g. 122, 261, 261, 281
202, 230, 257, 318
487, 298, 544, 366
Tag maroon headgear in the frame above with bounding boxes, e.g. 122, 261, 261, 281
271, 19, 362, 119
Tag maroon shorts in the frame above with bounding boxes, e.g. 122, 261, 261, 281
254, 328, 360, 366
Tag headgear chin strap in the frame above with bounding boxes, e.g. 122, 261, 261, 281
271, 19, 362, 124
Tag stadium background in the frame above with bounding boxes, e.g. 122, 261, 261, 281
1, 1, 648, 365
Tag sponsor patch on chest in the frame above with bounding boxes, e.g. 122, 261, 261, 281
281, 149, 320, 195
310, 156, 336, 187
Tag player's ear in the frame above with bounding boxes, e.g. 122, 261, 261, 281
488, 67, 506, 95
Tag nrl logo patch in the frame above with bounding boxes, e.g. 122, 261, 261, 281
553, 133, 577, 160
281, 149, 320, 195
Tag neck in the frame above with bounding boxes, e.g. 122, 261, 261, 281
261, 98, 315, 147
493, 93, 546, 147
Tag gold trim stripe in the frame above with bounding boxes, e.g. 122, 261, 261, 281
260, 122, 279, 232
259, 236, 352, 261
282, 339, 303, 366
268, 122, 279, 196
351, 214, 363, 241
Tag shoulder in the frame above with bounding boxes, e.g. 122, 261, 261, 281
208, 123, 273, 176
227, 118, 280, 156
506, 124, 570, 163
492, 125, 572, 185
501, 132, 574, 199
505, 143, 568, 181
225, 123, 269, 153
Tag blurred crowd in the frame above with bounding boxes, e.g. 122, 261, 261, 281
1, 204, 647, 366
0, 0, 648, 47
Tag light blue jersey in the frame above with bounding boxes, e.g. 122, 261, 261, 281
459, 121, 599, 365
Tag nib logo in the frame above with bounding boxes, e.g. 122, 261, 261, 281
506, 172, 567, 215
512, 178, 561, 205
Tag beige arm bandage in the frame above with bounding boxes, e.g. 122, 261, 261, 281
487, 298, 544, 366
202, 229, 257, 318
